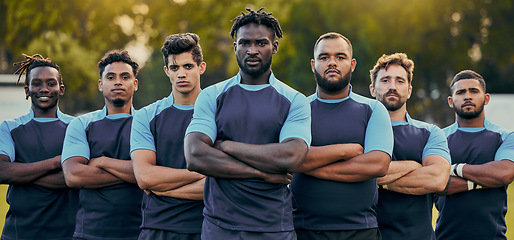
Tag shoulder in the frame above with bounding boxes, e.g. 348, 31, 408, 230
349, 91, 382, 109
442, 122, 459, 137
1, 112, 33, 131
270, 78, 307, 104
72, 109, 105, 127
484, 119, 512, 141
136, 96, 173, 119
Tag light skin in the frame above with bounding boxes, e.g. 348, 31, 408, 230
62, 61, 139, 189
369, 64, 450, 194
0, 66, 67, 189
185, 23, 307, 184
296, 37, 389, 181
131, 51, 206, 200
440, 78, 514, 195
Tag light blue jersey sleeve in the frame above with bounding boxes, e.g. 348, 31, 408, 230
186, 88, 218, 144
61, 117, 90, 163
130, 107, 156, 153
279, 93, 311, 146
495, 132, 514, 162
0, 121, 15, 161
364, 101, 393, 156
423, 125, 451, 163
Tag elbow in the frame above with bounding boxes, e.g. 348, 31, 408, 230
374, 157, 391, 177
499, 171, 514, 186
431, 176, 450, 192
135, 174, 153, 190
64, 174, 82, 188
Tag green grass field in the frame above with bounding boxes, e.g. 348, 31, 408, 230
0, 184, 513, 237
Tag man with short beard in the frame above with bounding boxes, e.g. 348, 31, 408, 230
62, 50, 143, 240
369, 53, 451, 240
291, 32, 393, 240
434, 70, 514, 240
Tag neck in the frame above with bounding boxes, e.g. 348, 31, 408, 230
173, 89, 201, 105
317, 84, 350, 100
105, 100, 132, 115
32, 106, 58, 118
457, 113, 485, 128
388, 105, 407, 122
239, 69, 271, 85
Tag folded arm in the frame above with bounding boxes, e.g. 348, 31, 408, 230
62, 156, 124, 189
215, 137, 309, 173
88, 156, 137, 184
461, 160, 514, 188
294, 143, 363, 173
151, 178, 205, 201
184, 132, 291, 184
304, 150, 390, 182
131, 149, 205, 191
0, 154, 62, 184
377, 160, 422, 185
384, 155, 450, 195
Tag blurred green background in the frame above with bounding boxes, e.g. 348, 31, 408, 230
1, 0, 514, 237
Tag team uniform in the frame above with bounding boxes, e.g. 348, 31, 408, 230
61, 107, 143, 240
130, 94, 203, 239
376, 113, 450, 240
185, 72, 311, 239
291, 87, 393, 238
435, 119, 514, 240
0, 109, 78, 240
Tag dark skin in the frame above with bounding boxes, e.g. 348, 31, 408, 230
0, 66, 67, 189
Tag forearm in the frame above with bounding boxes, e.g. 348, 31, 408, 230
385, 163, 450, 195
152, 178, 205, 201
305, 150, 390, 182
0, 155, 61, 184
62, 157, 124, 189
136, 165, 204, 192
216, 138, 308, 173
90, 156, 136, 184
461, 160, 514, 188
438, 176, 470, 195
32, 171, 68, 189
377, 160, 422, 185
294, 143, 364, 173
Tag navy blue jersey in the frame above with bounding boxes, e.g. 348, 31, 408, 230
130, 94, 203, 233
377, 113, 450, 240
0, 109, 78, 240
62, 107, 143, 240
435, 119, 514, 240
186, 72, 311, 232
291, 88, 393, 231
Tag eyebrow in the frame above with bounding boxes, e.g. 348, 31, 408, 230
317, 52, 347, 57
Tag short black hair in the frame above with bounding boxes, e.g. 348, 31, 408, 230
230, 8, 283, 40
97, 50, 139, 78
161, 33, 203, 67
314, 32, 353, 57
450, 70, 486, 94
14, 54, 62, 86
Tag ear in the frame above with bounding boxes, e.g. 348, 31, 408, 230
311, 59, 315, 73
24, 85, 29, 100
447, 96, 454, 109
484, 93, 490, 106
350, 58, 357, 73
98, 79, 103, 92
133, 79, 139, 92
233, 41, 237, 53
369, 83, 376, 97
60, 84, 65, 96
164, 65, 170, 77
407, 84, 412, 100
272, 40, 279, 54
199, 62, 207, 75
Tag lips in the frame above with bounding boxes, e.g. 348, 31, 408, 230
245, 57, 261, 66
325, 69, 340, 75
37, 96, 52, 101
462, 102, 475, 108
112, 88, 125, 93
177, 81, 189, 86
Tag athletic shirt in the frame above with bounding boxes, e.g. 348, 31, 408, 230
0, 108, 78, 240
435, 119, 514, 240
61, 106, 143, 240
130, 93, 203, 233
376, 113, 450, 240
185, 72, 311, 232
291, 88, 393, 231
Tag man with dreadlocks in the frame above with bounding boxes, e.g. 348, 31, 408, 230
0, 54, 78, 240
61, 50, 143, 240
184, 8, 311, 240
131, 33, 206, 240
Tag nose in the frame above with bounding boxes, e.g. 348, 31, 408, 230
114, 76, 122, 85
328, 56, 337, 67
247, 44, 258, 55
177, 68, 186, 78
40, 83, 49, 92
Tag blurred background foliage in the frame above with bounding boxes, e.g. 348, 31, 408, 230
1, 0, 513, 126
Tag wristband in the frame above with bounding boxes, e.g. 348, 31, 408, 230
467, 180, 474, 191
455, 163, 466, 178
450, 164, 457, 176
383, 184, 389, 190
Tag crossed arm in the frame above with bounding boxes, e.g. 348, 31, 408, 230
296, 143, 389, 182
0, 154, 67, 189
184, 132, 307, 184
62, 156, 132, 189
131, 149, 205, 200
379, 155, 450, 195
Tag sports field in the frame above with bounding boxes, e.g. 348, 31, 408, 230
0, 184, 513, 237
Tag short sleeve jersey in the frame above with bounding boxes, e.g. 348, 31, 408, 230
0, 108, 78, 240
376, 113, 450, 240
291, 88, 394, 231
62, 106, 143, 240
185, 72, 311, 232
435, 119, 514, 240
130, 94, 203, 233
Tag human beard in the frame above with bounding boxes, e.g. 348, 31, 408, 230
454, 101, 485, 119
237, 55, 272, 78
314, 67, 351, 92
378, 89, 406, 111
